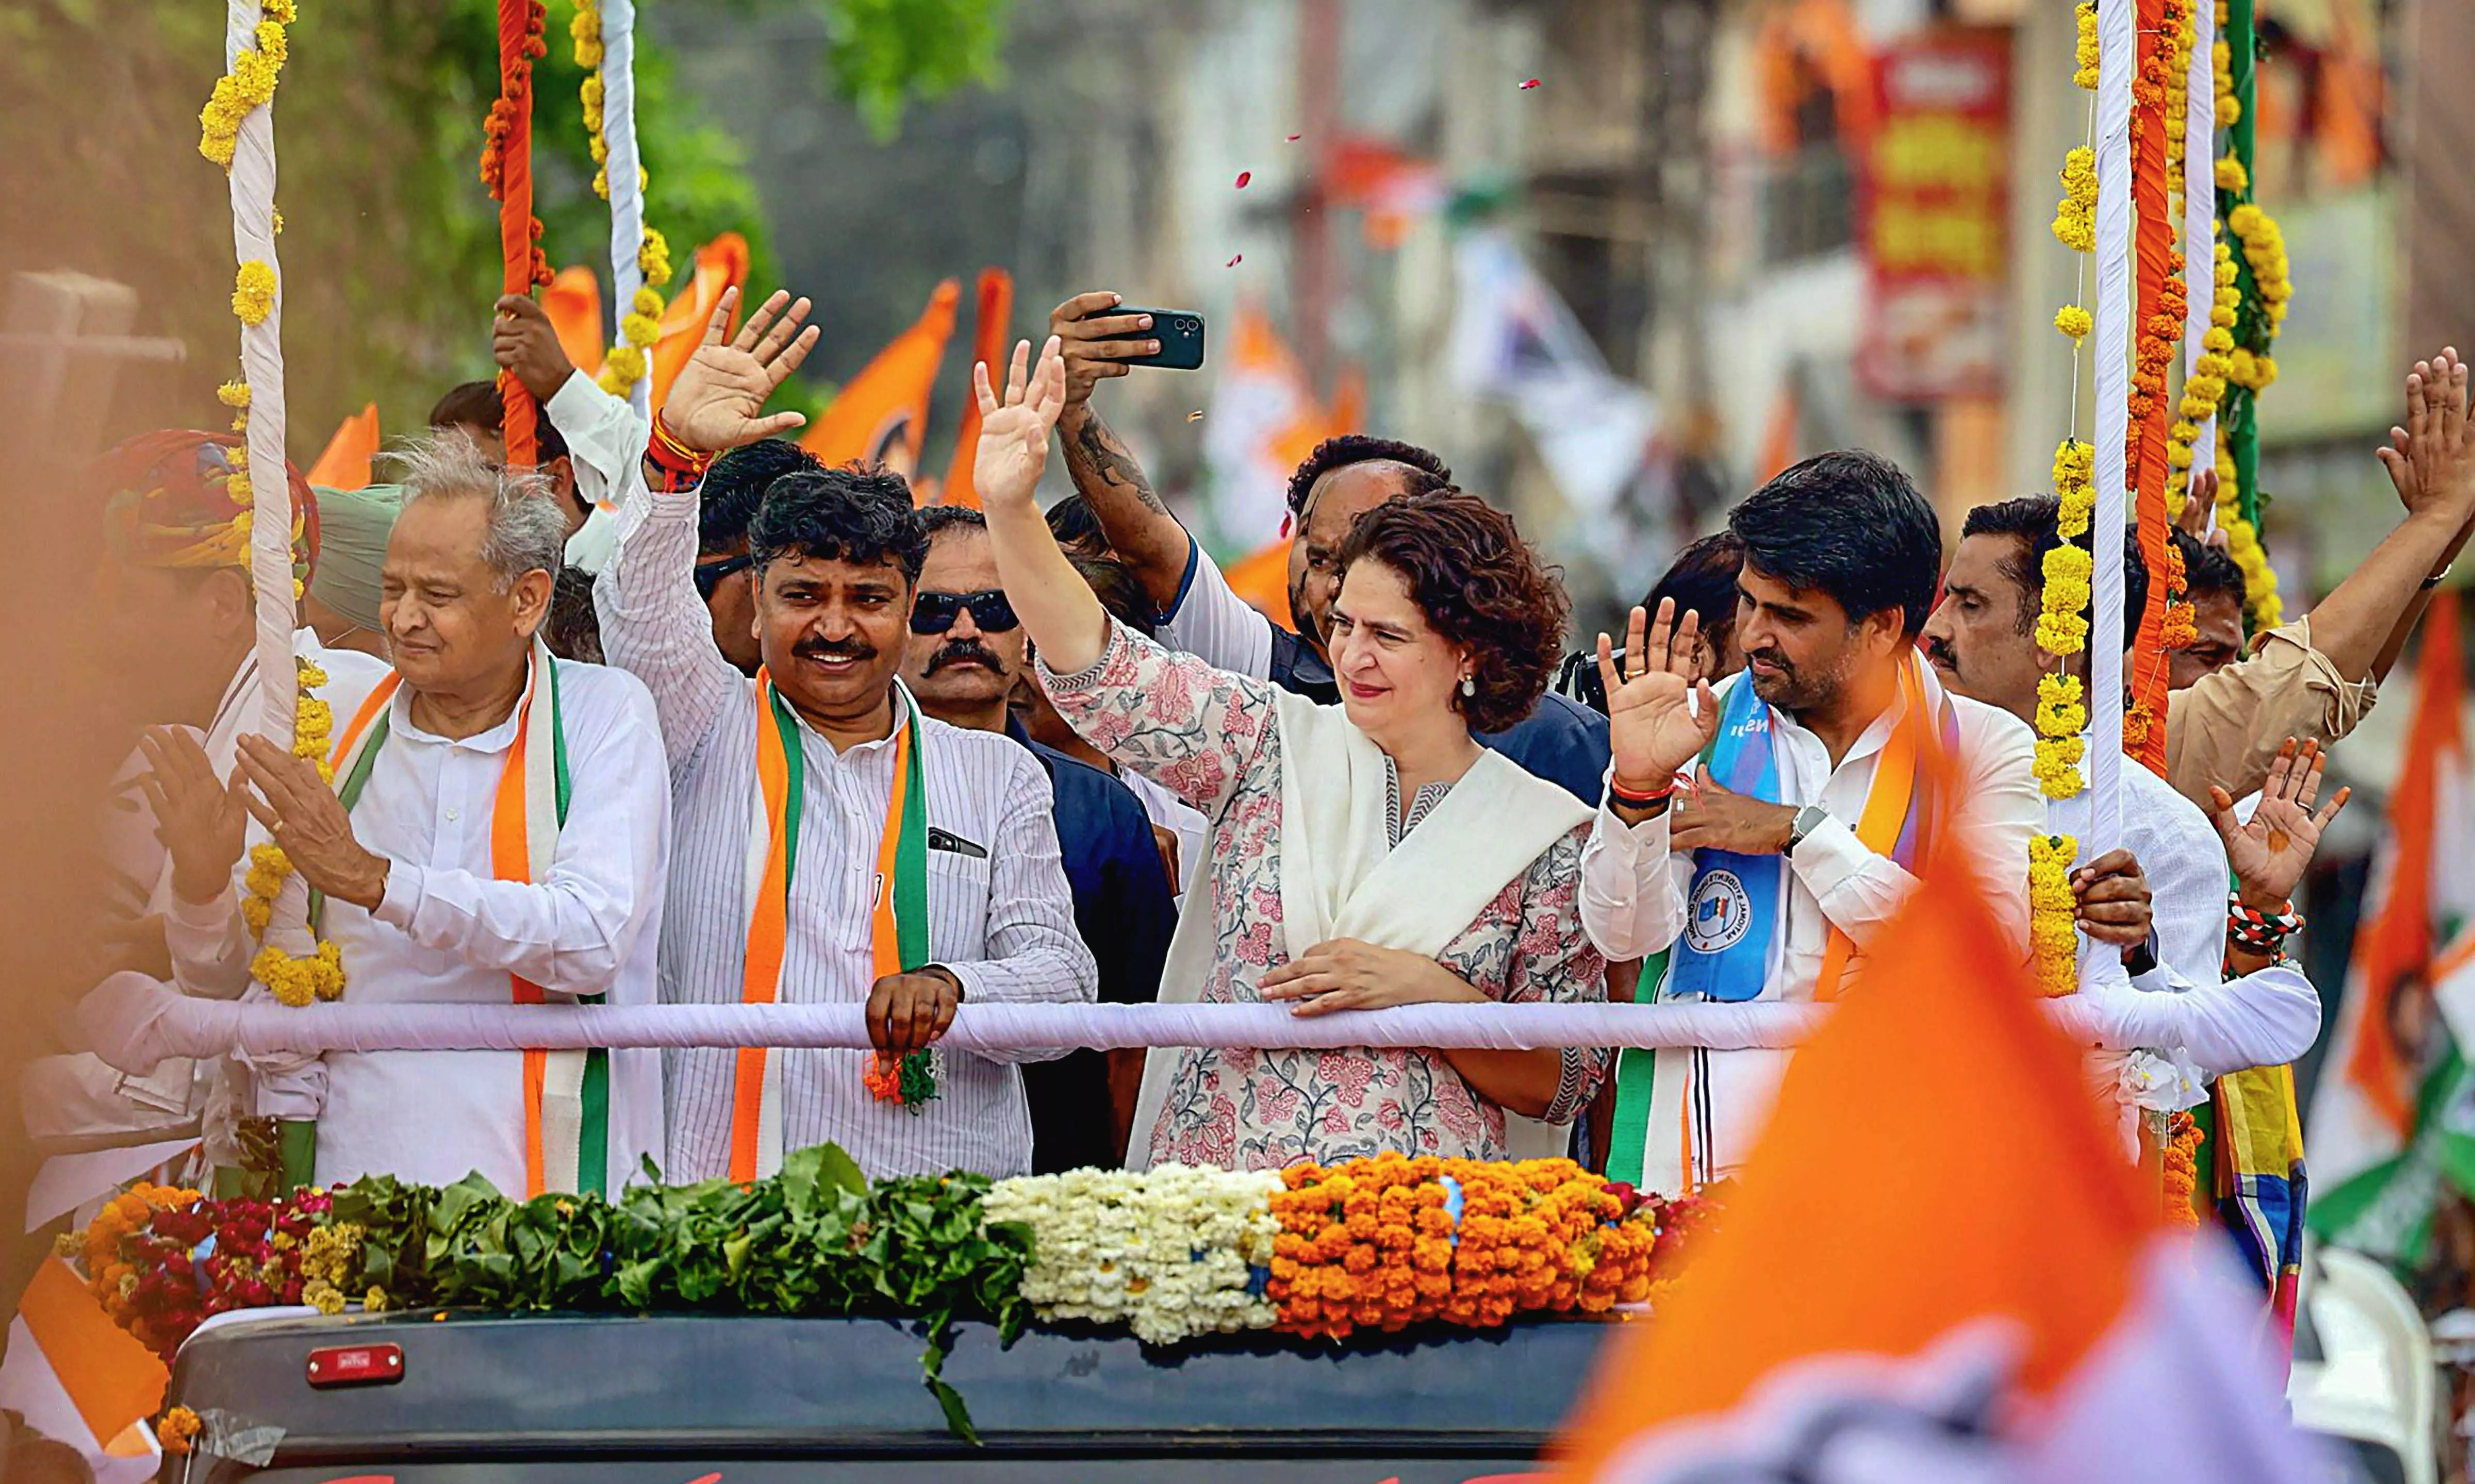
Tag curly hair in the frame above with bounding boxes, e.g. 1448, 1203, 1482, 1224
1284, 434, 1453, 516
1333, 491, 1566, 733
748, 463, 928, 581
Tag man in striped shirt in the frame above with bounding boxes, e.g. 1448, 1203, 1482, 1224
585, 289, 1096, 1181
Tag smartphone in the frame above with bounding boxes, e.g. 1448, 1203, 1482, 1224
1100, 308, 1207, 370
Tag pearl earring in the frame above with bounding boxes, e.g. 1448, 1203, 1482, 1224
1460, 676, 1476, 697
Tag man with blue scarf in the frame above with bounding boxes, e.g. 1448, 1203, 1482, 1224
1580, 452, 2040, 1197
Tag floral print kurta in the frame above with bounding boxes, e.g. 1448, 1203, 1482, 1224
1043, 623, 1608, 1170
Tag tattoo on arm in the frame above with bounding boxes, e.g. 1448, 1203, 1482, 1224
1069, 409, 1169, 518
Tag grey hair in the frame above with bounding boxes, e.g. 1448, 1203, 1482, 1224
384, 430, 572, 595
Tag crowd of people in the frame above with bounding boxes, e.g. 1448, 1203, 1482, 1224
57, 273, 2475, 1248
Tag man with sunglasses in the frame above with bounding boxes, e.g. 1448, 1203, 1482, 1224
903, 505, 1176, 1170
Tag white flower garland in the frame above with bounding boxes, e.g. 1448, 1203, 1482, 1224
982, 1168, 1283, 1346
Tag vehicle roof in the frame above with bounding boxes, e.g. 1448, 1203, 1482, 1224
168, 1311, 1624, 1461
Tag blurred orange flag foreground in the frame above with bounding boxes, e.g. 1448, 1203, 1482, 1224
802, 279, 961, 478
1556, 848, 2324, 1482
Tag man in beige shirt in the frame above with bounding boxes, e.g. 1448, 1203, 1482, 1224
2162, 347, 2474, 807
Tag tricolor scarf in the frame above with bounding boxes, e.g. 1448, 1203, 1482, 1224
727, 675, 932, 1184
1670, 653, 1958, 1005
1608, 653, 1958, 1192
321, 637, 601, 1197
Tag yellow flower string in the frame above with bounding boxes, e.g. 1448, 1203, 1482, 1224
2053, 304, 2092, 345
243, 659, 345, 1007
574, 0, 674, 401
2051, 147, 2098, 253
2073, 2, 2100, 90
197, 0, 294, 170
2029, 836, 2079, 998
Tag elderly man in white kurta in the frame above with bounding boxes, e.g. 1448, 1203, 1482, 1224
155, 433, 669, 1196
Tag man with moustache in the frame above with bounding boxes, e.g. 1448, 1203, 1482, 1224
1578, 451, 2040, 1196
902, 504, 1174, 1169
595, 289, 1096, 1182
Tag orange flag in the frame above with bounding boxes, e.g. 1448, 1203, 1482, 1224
1224, 538, 1295, 631
540, 264, 606, 378
305, 403, 381, 491
1558, 848, 2320, 1481
15, 1258, 167, 1449
938, 268, 1015, 507
801, 279, 961, 478
649, 232, 752, 415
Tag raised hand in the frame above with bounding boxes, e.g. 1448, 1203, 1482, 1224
662, 288, 822, 455
2208, 737, 2351, 908
2375, 347, 2473, 520
1047, 292, 1157, 408
233, 733, 390, 912
137, 726, 249, 906
1598, 598, 1720, 800
971, 336, 1067, 514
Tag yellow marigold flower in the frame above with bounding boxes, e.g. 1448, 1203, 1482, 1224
232, 261, 277, 325
262, 0, 296, 21
620, 311, 661, 346
639, 228, 673, 287
2216, 94, 2241, 127
217, 379, 252, 409
254, 19, 288, 66
603, 344, 648, 384
632, 287, 664, 319
2214, 156, 2248, 193
2054, 304, 2093, 343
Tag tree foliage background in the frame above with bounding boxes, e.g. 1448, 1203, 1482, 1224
0, 0, 1003, 454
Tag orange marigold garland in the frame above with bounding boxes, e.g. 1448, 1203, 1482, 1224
2122, 0, 2185, 766
2162, 1110, 2203, 1228
481, 0, 554, 468
1264, 1155, 1674, 1341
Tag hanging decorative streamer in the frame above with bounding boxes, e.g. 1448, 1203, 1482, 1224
576, 0, 670, 412
481, 0, 552, 466
2121, 0, 2183, 772
2082, 0, 2136, 859
2176, 0, 2220, 503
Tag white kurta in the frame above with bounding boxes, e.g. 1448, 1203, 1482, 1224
180, 657, 672, 1194
1576, 671, 2041, 1195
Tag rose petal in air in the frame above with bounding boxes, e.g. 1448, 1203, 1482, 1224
1286, 134, 1301, 142
1519, 78, 1541, 90
1187, 410, 1205, 422
1235, 170, 1252, 189
1226, 254, 1243, 267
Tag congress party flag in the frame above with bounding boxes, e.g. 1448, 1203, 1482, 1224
1559, 849, 2325, 1483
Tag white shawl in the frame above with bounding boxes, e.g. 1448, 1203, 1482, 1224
1126, 690, 1593, 1168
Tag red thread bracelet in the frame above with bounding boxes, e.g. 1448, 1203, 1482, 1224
1607, 776, 1674, 809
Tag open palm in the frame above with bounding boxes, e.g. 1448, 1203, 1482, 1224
972, 336, 1066, 514
663, 287, 821, 455
2209, 738, 2350, 905
1600, 598, 1719, 791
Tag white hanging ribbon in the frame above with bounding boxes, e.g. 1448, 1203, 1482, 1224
2082, 0, 2137, 862
2182, 0, 2221, 504
600, 0, 651, 417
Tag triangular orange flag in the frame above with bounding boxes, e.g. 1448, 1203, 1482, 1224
800, 279, 961, 481
305, 403, 381, 491
1557, 844, 2319, 1480
649, 232, 752, 416
540, 264, 605, 378
938, 268, 1014, 508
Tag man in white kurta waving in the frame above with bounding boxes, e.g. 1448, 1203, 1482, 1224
150, 435, 669, 1196
1581, 452, 2040, 1196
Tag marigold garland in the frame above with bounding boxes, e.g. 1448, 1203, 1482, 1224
1265, 1155, 1671, 1340
157, 1406, 202, 1456
197, 0, 295, 169
2029, 835, 2079, 997
2054, 304, 2092, 345
574, 0, 674, 401
2162, 1110, 2203, 1227
2050, 147, 2098, 254
243, 658, 344, 1006
231, 261, 276, 325
2073, 1, 2100, 90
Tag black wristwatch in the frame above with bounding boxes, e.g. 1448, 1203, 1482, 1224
2124, 934, 2159, 978
1783, 804, 1829, 857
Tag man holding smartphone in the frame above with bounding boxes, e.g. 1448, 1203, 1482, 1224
1043, 291, 1612, 810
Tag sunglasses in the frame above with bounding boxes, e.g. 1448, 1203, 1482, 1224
694, 553, 755, 601
910, 588, 1019, 636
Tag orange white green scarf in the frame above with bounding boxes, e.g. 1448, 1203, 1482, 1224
727, 674, 933, 1183
323, 637, 600, 1197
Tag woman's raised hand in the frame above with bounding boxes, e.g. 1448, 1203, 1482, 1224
1598, 599, 1720, 798
972, 335, 1068, 514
